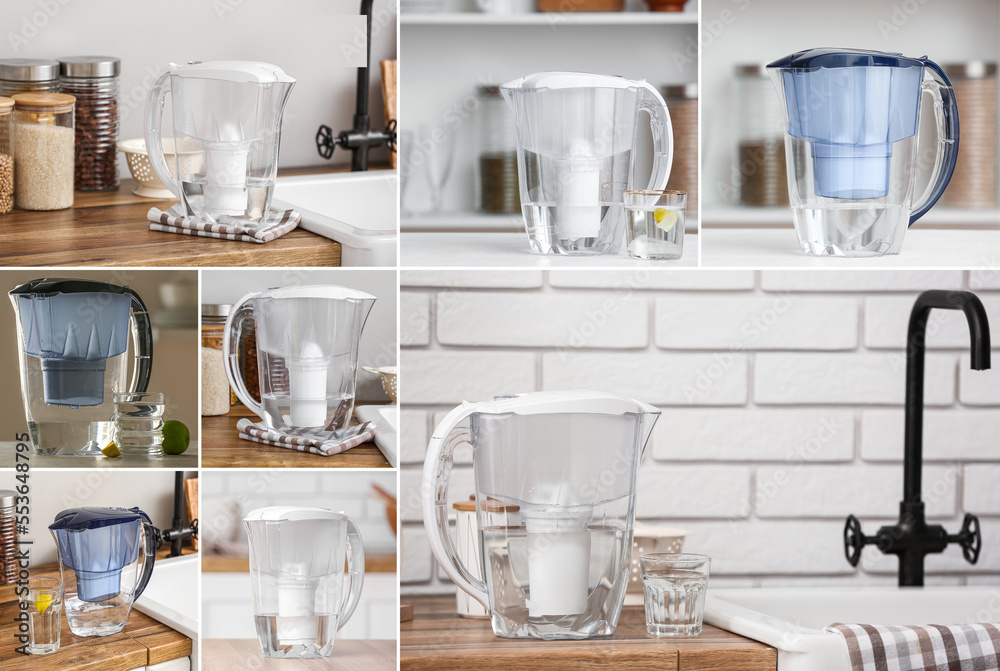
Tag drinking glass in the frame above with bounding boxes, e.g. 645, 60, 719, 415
640, 553, 710, 637
113, 392, 165, 457
625, 190, 686, 260
27, 576, 62, 655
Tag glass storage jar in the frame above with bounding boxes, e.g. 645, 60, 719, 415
732, 64, 788, 207
0, 59, 59, 97
202, 305, 237, 413
0, 97, 13, 214
942, 61, 997, 209
663, 83, 698, 218
475, 85, 520, 215
59, 56, 121, 192
12, 92, 75, 211
0, 490, 17, 584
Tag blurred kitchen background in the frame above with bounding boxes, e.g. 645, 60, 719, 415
0, 268, 199, 456
200, 268, 397, 404
200, 470, 398, 640
0, 0, 397, 172
701, 0, 999, 229
399, 0, 699, 233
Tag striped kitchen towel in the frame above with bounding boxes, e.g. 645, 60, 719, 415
236, 418, 376, 457
827, 622, 1000, 671
147, 206, 300, 243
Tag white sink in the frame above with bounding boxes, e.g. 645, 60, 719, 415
272, 171, 397, 266
705, 586, 999, 671
355, 405, 398, 467
134, 553, 199, 668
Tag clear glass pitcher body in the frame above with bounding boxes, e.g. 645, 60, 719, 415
9, 280, 153, 456
223, 286, 376, 438
423, 392, 659, 639
144, 61, 295, 225
768, 49, 959, 257
501, 73, 673, 256
244, 507, 365, 659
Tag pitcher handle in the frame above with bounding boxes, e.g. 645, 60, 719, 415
222, 292, 264, 419
908, 59, 959, 226
338, 518, 366, 630
422, 404, 490, 610
144, 68, 181, 199
134, 512, 157, 599
635, 81, 674, 192
125, 288, 153, 394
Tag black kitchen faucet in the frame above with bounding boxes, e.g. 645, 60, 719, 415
844, 290, 991, 586
315, 0, 397, 170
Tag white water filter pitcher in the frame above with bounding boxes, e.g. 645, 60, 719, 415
144, 61, 295, 224
423, 391, 659, 639
223, 286, 376, 437
9, 279, 153, 456
500, 72, 673, 255
244, 507, 365, 659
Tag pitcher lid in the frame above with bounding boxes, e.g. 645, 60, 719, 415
244, 506, 348, 523
253, 284, 376, 302
171, 60, 295, 84
462, 390, 659, 417
501, 71, 644, 91
10, 277, 129, 297
767, 48, 925, 71
49, 506, 148, 531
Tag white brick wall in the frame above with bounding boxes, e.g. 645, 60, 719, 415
399, 270, 1000, 593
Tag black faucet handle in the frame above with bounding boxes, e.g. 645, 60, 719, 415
950, 513, 982, 564
316, 124, 341, 160
385, 119, 397, 154
844, 515, 874, 567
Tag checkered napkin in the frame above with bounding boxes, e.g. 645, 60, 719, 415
236, 418, 376, 457
827, 622, 1000, 671
147, 206, 300, 243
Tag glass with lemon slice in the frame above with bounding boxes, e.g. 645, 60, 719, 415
624, 190, 686, 260
27, 576, 62, 654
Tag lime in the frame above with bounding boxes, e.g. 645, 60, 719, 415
101, 441, 121, 458
653, 208, 678, 232
35, 593, 54, 614
162, 420, 191, 455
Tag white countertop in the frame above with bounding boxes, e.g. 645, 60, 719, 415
701, 228, 1000, 268
401, 232, 698, 267
0, 441, 199, 469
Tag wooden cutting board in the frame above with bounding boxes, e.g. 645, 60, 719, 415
381, 59, 397, 169
185, 476, 199, 551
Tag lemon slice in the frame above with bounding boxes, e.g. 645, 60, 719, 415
653, 209, 679, 232
35, 593, 54, 614
101, 441, 121, 458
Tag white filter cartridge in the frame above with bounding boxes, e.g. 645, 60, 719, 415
525, 513, 591, 617
277, 582, 318, 644
204, 145, 250, 215
287, 343, 329, 427
556, 153, 603, 240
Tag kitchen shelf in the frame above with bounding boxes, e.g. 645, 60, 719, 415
703, 206, 1000, 228
401, 11, 697, 25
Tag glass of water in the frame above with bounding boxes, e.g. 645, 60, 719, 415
625, 190, 686, 260
113, 392, 165, 458
27, 576, 62, 655
640, 553, 710, 637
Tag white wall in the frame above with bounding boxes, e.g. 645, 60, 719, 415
200, 470, 397, 640
0, 0, 397, 171
23, 470, 196, 566
700, 0, 1000, 212
399, 269, 1000, 593
201, 268, 398, 402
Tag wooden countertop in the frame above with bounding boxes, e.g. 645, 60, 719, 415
203, 638, 396, 670
202, 552, 397, 574
0, 560, 192, 671
0, 165, 377, 267
401, 596, 776, 671
201, 403, 392, 469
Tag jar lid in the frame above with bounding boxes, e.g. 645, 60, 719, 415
0, 490, 16, 507
0, 96, 13, 110
12, 92, 76, 107
477, 84, 502, 97
944, 61, 997, 79
662, 82, 698, 100
734, 63, 770, 77
202, 304, 233, 318
0, 58, 59, 82
58, 56, 121, 78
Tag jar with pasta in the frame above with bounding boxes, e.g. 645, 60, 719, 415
12, 92, 76, 211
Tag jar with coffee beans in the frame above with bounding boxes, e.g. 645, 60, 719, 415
58, 56, 120, 192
